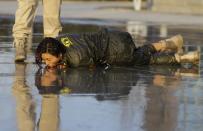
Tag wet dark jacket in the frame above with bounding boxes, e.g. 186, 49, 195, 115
57, 29, 136, 67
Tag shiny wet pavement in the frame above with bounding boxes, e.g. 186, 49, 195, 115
0, 16, 203, 131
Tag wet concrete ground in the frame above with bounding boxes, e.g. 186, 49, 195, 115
1, 16, 203, 131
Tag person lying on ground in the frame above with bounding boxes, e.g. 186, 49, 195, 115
35, 28, 200, 69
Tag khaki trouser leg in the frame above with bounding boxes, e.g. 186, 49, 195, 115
13, 0, 38, 39
42, 0, 62, 37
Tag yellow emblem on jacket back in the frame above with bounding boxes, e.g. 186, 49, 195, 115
61, 37, 73, 47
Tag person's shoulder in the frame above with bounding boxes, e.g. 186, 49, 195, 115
56, 34, 70, 40
57, 34, 77, 48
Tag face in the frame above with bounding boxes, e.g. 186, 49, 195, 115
41, 53, 61, 68
41, 68, 58, 87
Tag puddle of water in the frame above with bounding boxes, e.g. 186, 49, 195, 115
0, 16, 203, 131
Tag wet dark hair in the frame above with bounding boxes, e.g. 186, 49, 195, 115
35, 37, 66, 67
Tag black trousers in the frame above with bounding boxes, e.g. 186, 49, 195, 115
133, 44, 179, 66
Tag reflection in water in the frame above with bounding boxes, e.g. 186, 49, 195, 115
38, 95, 59, 131
12, 64, 35, 131
34, 68, 60, 131
143, 66, 200, 131
35, 67, 148, 130
35, 67, 139, 100
34, 65, 200, 131
12, 64, 60, 131
144, 69, 180, 131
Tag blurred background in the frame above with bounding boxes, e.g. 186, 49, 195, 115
67, 0, 203, 14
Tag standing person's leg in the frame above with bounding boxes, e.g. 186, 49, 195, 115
42, 0, 62, 37
13, 0, 38, 62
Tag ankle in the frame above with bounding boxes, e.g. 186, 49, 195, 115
175, 53, 181, 63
